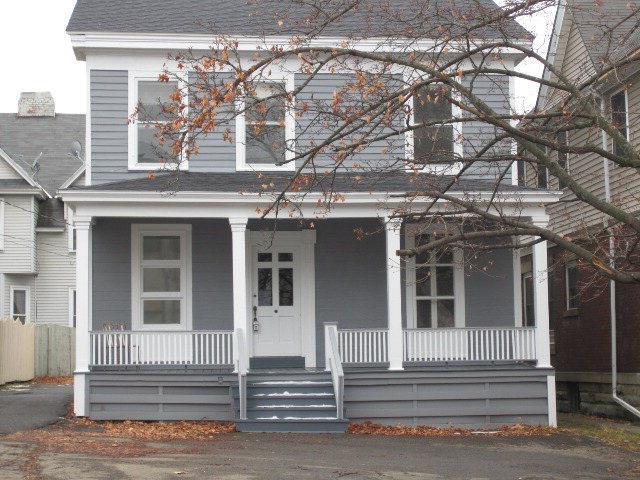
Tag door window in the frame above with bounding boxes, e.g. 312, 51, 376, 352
256, 250, 295, 307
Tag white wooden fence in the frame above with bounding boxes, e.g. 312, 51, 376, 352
337, 328, 389, 364
90, 330, 234, 366
403, 327, 537, 362
0, 319, 35, 384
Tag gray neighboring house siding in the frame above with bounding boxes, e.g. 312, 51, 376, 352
92, 217, 517, 363
89, 70, 516, 184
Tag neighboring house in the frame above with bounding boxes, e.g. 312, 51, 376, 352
0, 92, 84, 327
63, 0, 560, 431
522, 0, 640, 418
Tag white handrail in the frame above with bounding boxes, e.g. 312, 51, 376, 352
403, 327, 537, 362
89, 330, 234, 366
235, 327, 248, 421
324, 323, 344, 420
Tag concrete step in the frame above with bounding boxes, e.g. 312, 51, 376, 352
236, 418, 349, 433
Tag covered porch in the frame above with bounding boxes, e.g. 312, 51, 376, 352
64, 182, 556, 426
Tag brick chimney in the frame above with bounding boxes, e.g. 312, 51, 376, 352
17, 92, 55, 117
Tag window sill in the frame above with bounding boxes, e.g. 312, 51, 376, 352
563, 308, 579, 318
236, 163, 296, 172
128, 163, 188, 172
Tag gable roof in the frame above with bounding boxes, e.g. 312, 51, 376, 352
0, 113, 85, 197
66, 0, 531, 40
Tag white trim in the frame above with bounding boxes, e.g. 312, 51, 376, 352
65, 205, 76, 253
547, 374, 558, 427
59, 165, 86, 191
9, 285, 31, 324
0, 198, 4, 251
128, 71, 189, 171
30, 196, 36, 272
131, 224, 193, 331
235, 72, 296, 172
35, 227, 65, 233
68, 287, 77, 327
536, 2, 568, 110
85, 62, 92, 186
247, 230, 316, 367
404, 227, 465, 329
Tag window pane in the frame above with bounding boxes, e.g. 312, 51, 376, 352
143, 236, 180, 260
143, 300, 180, 325
523, 275, 535, 327
257, 253, 272, 262
137, 124, 161, 164
567, 265, 578, 309
279, 268, 294, 306
246, 124, 286, 164
414, 85, 454, 163
435, 266, 454, 296
247, 83, 286, 122
436, 299, 455, 327
258, 268, 273, 306
278, 252, 293, 262
143, 268, 180, 292
415, 235, 430, 265
416, 300, 432, 328
537, 165, 548, 189
415, 267, 431, 297
13, 290, 26, 316
138, 80, 178, 121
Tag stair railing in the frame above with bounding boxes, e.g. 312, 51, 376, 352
235, 327, 248, 420
324, 323, 344, 420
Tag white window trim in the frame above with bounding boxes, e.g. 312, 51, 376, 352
131, 224, 192, 331
0, 198, 4, 251
65, 205, 76, 253
235, 72, 296, 172
404, 228, 465, 328
68, 287, 77, 327
128, 71, 189, 171
403, 72, 463, 175
565, 260, 578, 310
9, 285, 30, 324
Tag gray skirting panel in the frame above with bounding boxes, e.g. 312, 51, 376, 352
86, 365, 552, 426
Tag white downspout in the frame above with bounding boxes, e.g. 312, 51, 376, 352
600, 98, 640, 418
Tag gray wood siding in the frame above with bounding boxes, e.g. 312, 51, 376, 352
34, 231, 76, 325
0, 195, 36, 273
461, 74, 512, 182
90, 69, 513, 183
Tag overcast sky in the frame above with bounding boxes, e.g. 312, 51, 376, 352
0, 1, 556, 115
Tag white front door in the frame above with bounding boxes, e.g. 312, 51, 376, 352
251, 243, 303, 357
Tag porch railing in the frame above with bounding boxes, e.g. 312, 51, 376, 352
324, 323, 344, 420
89, 330, 234, 366
338, 328, 389, 364
403, 327, 537, 363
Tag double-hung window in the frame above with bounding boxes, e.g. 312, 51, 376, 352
556, 130, 568, 189
10, 286, 29, 324
131, 225, 192, 330
129, 73, 187, 170
406, 232, 464, 328
611, 90, 628, 157
236, 77, 295, 171
408, 84, 460, 173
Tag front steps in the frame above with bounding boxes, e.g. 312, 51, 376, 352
233, 370, 348, 433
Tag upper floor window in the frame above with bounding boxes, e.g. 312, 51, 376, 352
128, 73, 187, 171
610, 90, 628, 157
236, 78, 295, 171
565, 261, 579, 310
537, 164, 549, 189
10, 286, 29, 324
556, 130, 568, 189
408, 84, 460, 173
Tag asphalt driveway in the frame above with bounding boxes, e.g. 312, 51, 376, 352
0, 382, 72, 434
1, 426, 638, 479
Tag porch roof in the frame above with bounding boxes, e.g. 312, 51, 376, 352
66, 171, 542, 195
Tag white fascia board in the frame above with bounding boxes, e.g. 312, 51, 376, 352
536, 2, 568, 111
69, 32, 533, 60
35, 227, 65, 233
0, 146, 50, 198
0, 188, 44, 195
58, 165, 86, 192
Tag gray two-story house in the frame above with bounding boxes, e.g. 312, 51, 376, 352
63, 0, 560, 432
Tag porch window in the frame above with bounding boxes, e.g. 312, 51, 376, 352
406, 232, 464, 328
131, 224, 192, 330
10, 286, 29, 324
237, 78, 295, 171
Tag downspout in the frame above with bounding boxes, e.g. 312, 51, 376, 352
600, 98, 640, 418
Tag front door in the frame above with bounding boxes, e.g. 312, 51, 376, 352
251, 243, 303, 357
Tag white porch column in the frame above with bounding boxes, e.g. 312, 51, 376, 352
73, 216, 92, 417
384, 218, 403, 370
229, 217, 249, 366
